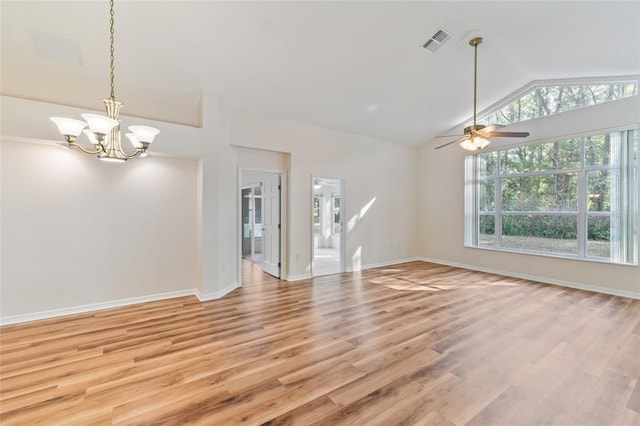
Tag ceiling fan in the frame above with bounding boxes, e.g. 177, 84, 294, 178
435, 37, 529, 151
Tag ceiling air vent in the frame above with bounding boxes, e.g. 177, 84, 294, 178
422, 28, 452, 53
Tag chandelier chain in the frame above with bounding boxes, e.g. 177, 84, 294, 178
109, 0, 115, 100
48, 0, 160, 161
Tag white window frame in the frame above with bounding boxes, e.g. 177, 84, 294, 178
465, 128, 638, 265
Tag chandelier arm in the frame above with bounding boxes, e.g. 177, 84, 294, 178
69, 142, 105, 155
121, 148, 146, 159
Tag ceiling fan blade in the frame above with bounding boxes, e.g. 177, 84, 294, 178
435, 137, 465, 150
479, 124, 505, 133
484, 131, 530, 138
435, 134, 464, 138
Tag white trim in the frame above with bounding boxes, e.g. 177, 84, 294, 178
476, 122, 640, 159
196, 282, 239, 301
287, 273, 313, 282
0, 289, 198, 326
418, 257, 640, 300
289, 257, 420, 279
346, 257, 421, 273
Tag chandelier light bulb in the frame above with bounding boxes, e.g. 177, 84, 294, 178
125, 132, 142, 148
50, 117, 87, 138
83, 129, 103, 145
128, 126, 159, 144
81, 114, 119, 137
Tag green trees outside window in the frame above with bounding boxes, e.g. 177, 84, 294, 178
466, 129, 638, 264
479, 82, 637, 126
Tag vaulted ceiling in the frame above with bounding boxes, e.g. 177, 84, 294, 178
2, 1, 639, 146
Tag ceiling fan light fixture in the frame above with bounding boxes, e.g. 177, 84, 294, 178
460, 139, 479, 151
472, 135, 490, 149
434, 36, 529, 151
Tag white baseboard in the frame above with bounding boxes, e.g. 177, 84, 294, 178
0, 289, 198, 326
286, 258, 419, 280
418, 257, 640, 300
196, 282, 239, 301
346, 257, 420, 273
287, 273, 312, 282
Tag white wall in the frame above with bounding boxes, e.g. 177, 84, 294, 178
1, 96, 418, 321
2, 88, 637, 322
1, 95, 226, 322
1, 138, 199, 317
230, 110, 418, 278
236, 146, 289, 173
418, 95, 640, 297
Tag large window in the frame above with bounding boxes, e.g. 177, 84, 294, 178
477, 81, 638, 126
465, 129, 638, 265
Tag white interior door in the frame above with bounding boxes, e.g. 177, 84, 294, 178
261, 174, 281, 277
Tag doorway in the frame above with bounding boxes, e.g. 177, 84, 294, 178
312, 177, 344, 276
241, 186, 262, 262
240, 171, 282, 278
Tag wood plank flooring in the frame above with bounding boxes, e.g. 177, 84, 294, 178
1, 260, 639, 425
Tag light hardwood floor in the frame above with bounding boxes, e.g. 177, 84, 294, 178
1, 261, 639, 425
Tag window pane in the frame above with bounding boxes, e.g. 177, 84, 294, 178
587, 215, 611, 258
479, 179, 495, 212
501, 145, 543, 174
501, 140, 580, 174
313, 197, 320, 233
480, 82, 638, 126
587, 170, 611, 212
502, 174, 578, 212
551, 139, 581, 169
501, 215, 578, 254
585, 134, 611, 167
254, 197, 262, 224
479, 214, 495, 247
478, 151, 498, 176
333, 197, 341, 234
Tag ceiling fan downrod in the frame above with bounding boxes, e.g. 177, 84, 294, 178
470, 37, 482, 130
433, 36, 530, 151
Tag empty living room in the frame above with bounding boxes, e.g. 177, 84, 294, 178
1, 1, 639, 425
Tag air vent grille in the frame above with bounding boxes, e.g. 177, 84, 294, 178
422, 28, 452, 53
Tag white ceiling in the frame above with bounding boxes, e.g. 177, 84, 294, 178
2, 1, 639, 146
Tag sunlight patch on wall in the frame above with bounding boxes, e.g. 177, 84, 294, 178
347, 197, 377, 233
351, 246, 362, 271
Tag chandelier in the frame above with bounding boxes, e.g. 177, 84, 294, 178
50, 0, 159, 163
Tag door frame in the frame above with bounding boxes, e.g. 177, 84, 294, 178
310, 176, 345, 277
237, 167, 287, 287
